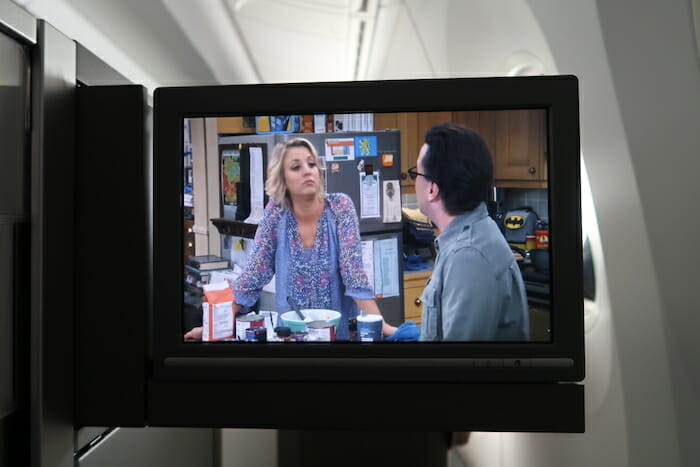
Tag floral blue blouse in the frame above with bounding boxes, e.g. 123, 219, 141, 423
233, 193, 374, 339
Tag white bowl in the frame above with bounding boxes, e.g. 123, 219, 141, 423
280, 309, 341, 332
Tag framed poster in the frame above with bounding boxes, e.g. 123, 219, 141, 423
221, 148, 240, 206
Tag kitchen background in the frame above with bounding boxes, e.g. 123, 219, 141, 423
402, 188, 549, 227
183, 110, 551, 340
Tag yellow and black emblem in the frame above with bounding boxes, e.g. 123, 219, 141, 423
505, 215, 526, 229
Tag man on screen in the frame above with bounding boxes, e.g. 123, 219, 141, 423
411, 123, 529, 341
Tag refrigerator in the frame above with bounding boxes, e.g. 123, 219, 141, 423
219, 130, 405, 326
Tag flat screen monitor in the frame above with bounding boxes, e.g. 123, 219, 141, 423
152, 76, 583, 392
148, 76, 585, 431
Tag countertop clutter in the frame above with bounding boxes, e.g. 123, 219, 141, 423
402, 206, 436, 270
401, 207, 435, 327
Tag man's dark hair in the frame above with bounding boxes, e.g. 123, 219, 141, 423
422, 123, 494, 215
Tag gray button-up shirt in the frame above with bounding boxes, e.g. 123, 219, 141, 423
420, 202, 530, 341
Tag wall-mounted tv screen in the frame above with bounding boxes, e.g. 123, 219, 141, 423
152, 76, 583, 388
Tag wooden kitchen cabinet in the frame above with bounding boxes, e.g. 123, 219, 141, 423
373, 109, 546, 190
493, 109, 547, 186
217, 117, 255, 135
456, 109, 546, 187
376, 112, 419, 191
414, 111, 453, 186
403, 270, 432, 326
373, 112, 397, 132
453, 111, 497, 156
396, 112, 419, 191
375, 111, 452, 192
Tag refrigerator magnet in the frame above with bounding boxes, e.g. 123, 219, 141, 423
381, 153, 394, 167
354, 136, 378, 157
325, 138, 355, 161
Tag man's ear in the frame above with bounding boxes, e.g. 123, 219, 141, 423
429, 182, 440, 202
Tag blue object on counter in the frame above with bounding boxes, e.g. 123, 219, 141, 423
385, 321, 420, 341
404, 255, 428, 271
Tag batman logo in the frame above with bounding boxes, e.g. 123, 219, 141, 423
505, 215, 525, 229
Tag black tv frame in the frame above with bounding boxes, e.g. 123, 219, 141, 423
148, 76, 584, 431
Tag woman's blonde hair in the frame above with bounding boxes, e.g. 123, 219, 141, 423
265, 137, 325, 209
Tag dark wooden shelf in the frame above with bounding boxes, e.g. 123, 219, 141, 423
211, 218, 258, 238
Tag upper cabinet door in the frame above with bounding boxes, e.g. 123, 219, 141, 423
494, 109, 546, 182
374, 109, 548, 191
453, 110, 497, 161
396, 112, 419, 189
410, 111, 453, 189
375, 112, 421, 191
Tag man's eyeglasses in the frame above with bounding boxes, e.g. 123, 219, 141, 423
407, 166, 430, 181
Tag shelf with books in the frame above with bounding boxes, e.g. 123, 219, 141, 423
184, 258, 235, 297
186, 254, 230, 271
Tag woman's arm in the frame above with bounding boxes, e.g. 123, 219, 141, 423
332, 194, 374, 292
232, 203, 280, 307
331, 194, 397, 336
184, 203, 280, 341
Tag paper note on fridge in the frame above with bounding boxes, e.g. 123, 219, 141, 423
360, 171, 380, 219
382, 180, 401, 223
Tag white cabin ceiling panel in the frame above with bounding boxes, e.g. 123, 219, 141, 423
227, 0, 377, 82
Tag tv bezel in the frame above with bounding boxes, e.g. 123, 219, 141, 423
152, 76, 584, 385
